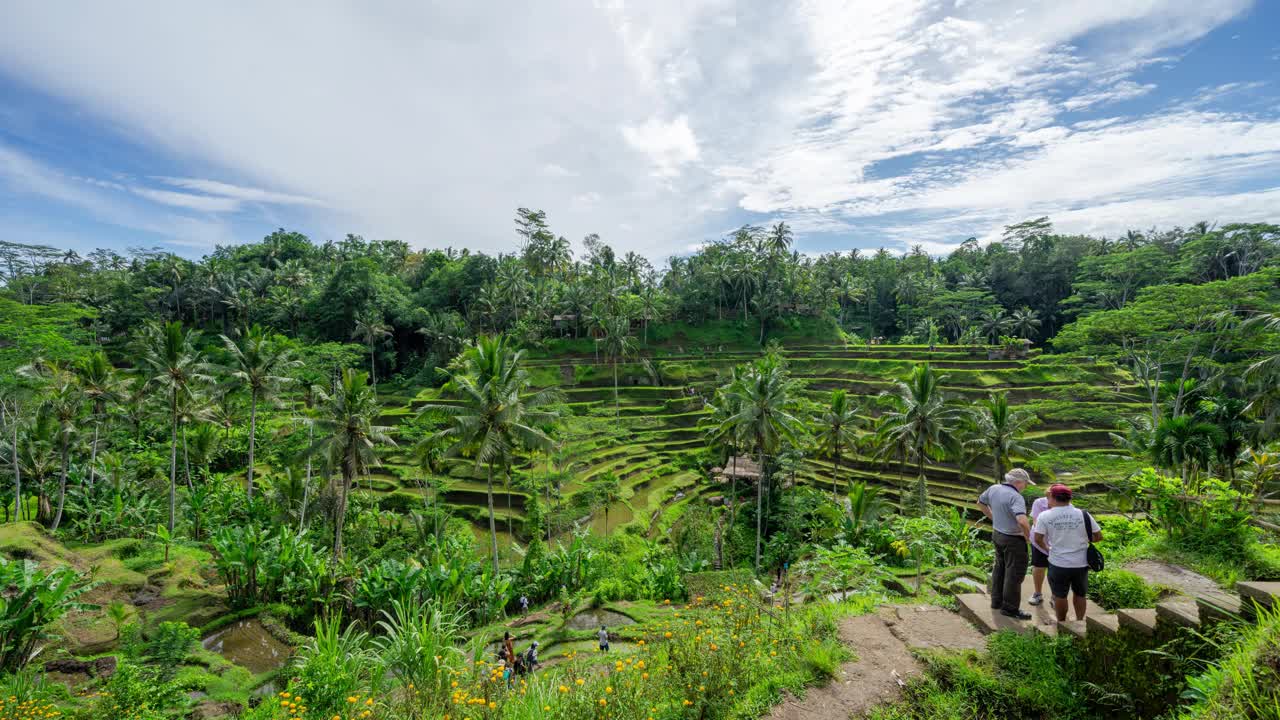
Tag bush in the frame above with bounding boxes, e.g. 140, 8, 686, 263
1243, 541, 1280, 580
683, 569, 753, 600
147, 621, 199, 666
1087, 570, 1159, 610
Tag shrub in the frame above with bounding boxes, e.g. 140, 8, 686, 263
1087, 570, 1159, 610
1243, 541, 1280, 581
147, 621, 199, 667
0, 558, 96, 672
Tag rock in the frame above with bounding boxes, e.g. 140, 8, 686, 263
91, 655, 117, 678
189, 701, 244, 720
707, 496, 724, 506
44, 658, 92, 675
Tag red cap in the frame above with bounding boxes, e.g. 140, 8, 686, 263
1049, 483, 1072, 500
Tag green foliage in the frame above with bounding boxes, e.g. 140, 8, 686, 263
0, 557, 96, 671
146, 621, 199, 671
1134, 468, 1252, 557
1087, 570, 1160, 610
1178, 606, 1280, 720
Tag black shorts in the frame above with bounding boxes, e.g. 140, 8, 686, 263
1031, 545, 1049, 568
1047, 564, 1089, 598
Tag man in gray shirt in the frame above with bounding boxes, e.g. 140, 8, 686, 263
977, 468, 1035, 620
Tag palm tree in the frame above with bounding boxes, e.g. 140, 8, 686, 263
220, 325, 300, 500
309, 369, 394, 559
978, 308, 1011, 343
814, 390, 860, 503
600, 316, 637, 417
591, 472, 622, 535
1011, 306, 1041, 340
963, 391, 1048, 483
1151, 415, 1223, 487
421, 335, 561, 573
719, 354, 803, 574
74, 350, 119, 490
351, 312, 392, 386
701, 375, 747, 528
878, 363, 962, 515
140, 321, 210, 555
43, 379, 82, 531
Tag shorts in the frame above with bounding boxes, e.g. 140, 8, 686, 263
1047, 564, 1089, 598
1031, 545, 1049, 569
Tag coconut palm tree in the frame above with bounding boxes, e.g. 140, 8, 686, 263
878, 363, 962, 515
309, 369, 395, 559
352, 312, 392, 386
220, 325, 300, 500
73, 350, 120, 490
139, 321, 210, 553
814, 390, 861, 503
420, 335, 561, 573
1151, 415, 1223, 487
701, 372, 747, 528
719, 354, 803, 574
963, 391, 1049, 483
1011, 306, 1041, 340
42, 379, 83, 532
600, 316, 637, 417
978, 308, 1011, 343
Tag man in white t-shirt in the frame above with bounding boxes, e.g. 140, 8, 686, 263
1031, 484, 1102, 622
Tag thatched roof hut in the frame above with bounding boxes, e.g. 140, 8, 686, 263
710, 456, 763, 482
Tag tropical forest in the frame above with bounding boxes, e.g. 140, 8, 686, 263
0, 215, 1278, 720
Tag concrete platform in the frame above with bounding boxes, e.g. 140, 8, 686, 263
1057, 620, 1087, 640
957, 574, 1104, 635
1196, 593, 1244, 623
1237, 582, 1280, 617
1086, 614, 1120, 636
1156, 601, 1201, 629
1116, 608, 1158, 636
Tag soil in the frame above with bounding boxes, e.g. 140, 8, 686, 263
767, 614, 920, 720
1124, 560, 1229, 601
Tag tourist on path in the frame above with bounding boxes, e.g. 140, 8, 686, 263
1028, 487, 1051, 606
503, 631, 515, 665
519, 594, 529, 615
525, 641, 540, 671
977, 468, 1035, 620
1032, 484, 1102, 622
598, 625, 610, 652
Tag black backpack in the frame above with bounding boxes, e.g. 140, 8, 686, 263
1082, 510, 1104, 572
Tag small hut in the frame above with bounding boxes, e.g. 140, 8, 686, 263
710, 456, 763, 484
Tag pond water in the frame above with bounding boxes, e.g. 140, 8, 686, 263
564, 608, 636, 632
201, 619, 290, 675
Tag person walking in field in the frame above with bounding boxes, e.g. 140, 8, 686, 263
525, 641, 540, 672
519, 594, 529, 615
1032, 484, 1102, 622
977, 468, 1035, 620
598, 625, 610, 652
1028, 486, 1052, 606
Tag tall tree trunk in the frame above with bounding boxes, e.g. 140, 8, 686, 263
168, 391, 178, 562
613, 361, 620, 418
182, 425, 192, 491
334, 467, 350, 560
505, 467, 513, 538
487, 463, 499, 574
11, 416, 20, 524
994, 454, 1004, 484
299, 424, 313, 532
916, 456, 928, 516
755, 446, 764, 575
247, 390, 258, 499
729, 453, 738, 529
51, 438, 69, 531
88, 422, 100, 489
832, 446, 841, 503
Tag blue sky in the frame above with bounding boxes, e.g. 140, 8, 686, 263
1, 1, 1279, 262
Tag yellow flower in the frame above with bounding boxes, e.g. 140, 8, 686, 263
559, 685, 569, 693
576, 678, 585, 686
347, 697, 359, 704
544, 706, 551, 711
599, 699, 608, 706
488, 702, 496, 710
663, 632, 672, 638
642, 672, 650, 680
606, 686, 613, 694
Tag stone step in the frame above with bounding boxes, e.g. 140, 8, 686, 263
955, 594, 1057, 636
1196, 593, 1244, 623
1237, 581, 1280, 618
1057, 620, 1087, 640
1086, 614, 1120, 636
1156, 601, 1201, 629
1116, 608, 1158, 637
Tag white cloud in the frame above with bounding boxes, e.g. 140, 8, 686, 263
621, 115, 701, 177
0, 0, 1270, 260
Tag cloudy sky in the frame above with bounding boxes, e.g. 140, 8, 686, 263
1, 1, 1278, 261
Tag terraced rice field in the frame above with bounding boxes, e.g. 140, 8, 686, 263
359, 341, 1140, 550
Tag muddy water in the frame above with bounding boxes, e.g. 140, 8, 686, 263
201, 619, 289, 675
565, 608, 636, 632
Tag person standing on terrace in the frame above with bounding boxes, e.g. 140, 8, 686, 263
1028, 486, 1052, 607
977, 468, 1035, 620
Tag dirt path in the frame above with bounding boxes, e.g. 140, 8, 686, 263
767, 614, 920, 720
880, 604, 986, 652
